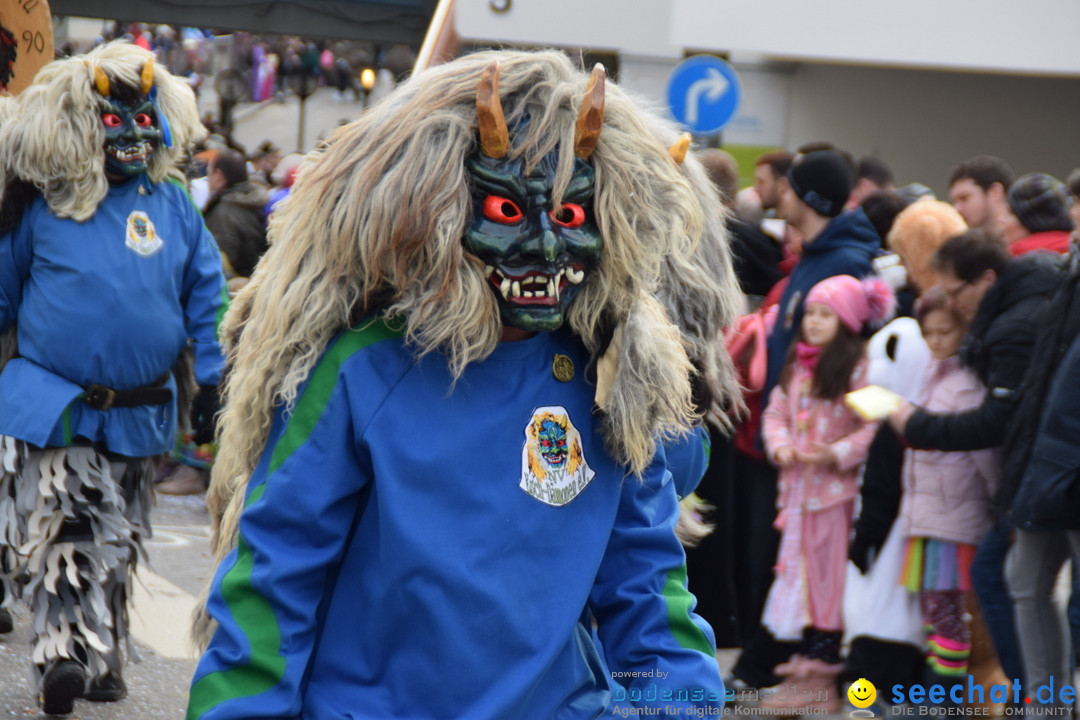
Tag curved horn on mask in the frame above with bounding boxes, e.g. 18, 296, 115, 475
668, 133, 692, 165
141, 59, 154, 94
574, 64, 605, 160
476, 61, 509, 159
93, 66, 111, 97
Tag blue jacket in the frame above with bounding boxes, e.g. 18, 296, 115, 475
189, 320, 724, 720
0, 178, 227, 456
666, 424, 710, 499
763, 208, 880, 401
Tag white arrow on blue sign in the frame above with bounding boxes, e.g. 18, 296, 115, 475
667, 55, 742, 134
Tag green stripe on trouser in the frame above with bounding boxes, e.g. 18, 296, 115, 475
187, 318, 403, 719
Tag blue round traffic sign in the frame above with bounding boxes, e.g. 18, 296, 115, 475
666, 55, 742, 134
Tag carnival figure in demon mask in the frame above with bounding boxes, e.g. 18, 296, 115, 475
187, 50, 740, 720
0, 42, 226, 715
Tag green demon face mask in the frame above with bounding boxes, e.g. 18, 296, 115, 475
94, 59, 171, 179
101, 96, 162, 178
465, 150, 602, 332
464, 61, 606, 333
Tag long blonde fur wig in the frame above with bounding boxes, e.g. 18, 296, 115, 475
657, 144, 742, 428
203, 50, 741, 571
0, 41, 204, 221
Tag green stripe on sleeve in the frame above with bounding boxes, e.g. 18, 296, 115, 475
187, 495, 281, 720
214, 280, 229, 337
187, 316, 403, 719
268, 317, 402, 475
663, 564, 715, 656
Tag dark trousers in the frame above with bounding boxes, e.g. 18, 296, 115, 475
685, 428, 739, 646
729, 454, 799, 685
972, 516, 1024, 683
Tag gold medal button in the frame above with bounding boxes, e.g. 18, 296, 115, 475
552, 354, 574, 382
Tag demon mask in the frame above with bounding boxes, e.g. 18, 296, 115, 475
464, 62, 605, 333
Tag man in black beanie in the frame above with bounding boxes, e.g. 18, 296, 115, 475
764, 150, 880, 397
729, 149, 881, 691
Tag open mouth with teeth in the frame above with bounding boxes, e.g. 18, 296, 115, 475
106, 140, 153, 164
544, 450, 568, 467
485, 264, 586, 305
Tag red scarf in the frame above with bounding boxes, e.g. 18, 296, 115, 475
794, 341, 822, 371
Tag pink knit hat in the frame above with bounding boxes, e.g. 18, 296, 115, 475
805, 275, 896, 333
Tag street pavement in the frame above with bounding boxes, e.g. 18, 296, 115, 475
0, 493, 213, 718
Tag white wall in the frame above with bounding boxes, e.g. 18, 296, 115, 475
455, 0, 1080, 193
782, 63, 1080, 195
457, 0, 681, 58
673, 0, 1080, 76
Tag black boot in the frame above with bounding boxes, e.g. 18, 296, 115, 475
86, 671, 127, 702
0, 560, 12, 634
39, 660, 85, 716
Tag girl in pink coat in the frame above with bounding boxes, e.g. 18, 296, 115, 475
897, 288, 998, 684
761, 274, 894, 711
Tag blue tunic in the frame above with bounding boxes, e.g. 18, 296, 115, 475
0, 177, 227, 456
189, 320, 724, 719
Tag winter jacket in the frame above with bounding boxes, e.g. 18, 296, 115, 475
1002, 243, 1080, 528
762, 358, 879, 513
1009, 332, 1080, 531
203, 181, 269, 278
904, 252, 1061, 452
898, 356, 999, 546
763, 208, 880, 403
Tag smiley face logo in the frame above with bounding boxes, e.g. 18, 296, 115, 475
848, 678, 877, 709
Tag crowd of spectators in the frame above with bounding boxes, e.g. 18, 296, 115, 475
698, 146, 1080, 716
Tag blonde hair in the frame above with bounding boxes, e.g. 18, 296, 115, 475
659, 145, 742, 428
887, 198, 967, 292
0, 41, 205, 221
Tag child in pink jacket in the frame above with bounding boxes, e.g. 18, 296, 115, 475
761, 274, 893, 711
897, 288, 998, 685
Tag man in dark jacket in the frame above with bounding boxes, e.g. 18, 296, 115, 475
204, 149, 269, 279
731, 149, 880, 690
890, 229, 1061, 690
893, 230, 1059, 449
995, 241, 1080, 712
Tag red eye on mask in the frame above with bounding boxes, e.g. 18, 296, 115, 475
102, 113, 122, 128
134, 113, 153, 127
549, 203, 585, 228
482, 195, 524, 224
